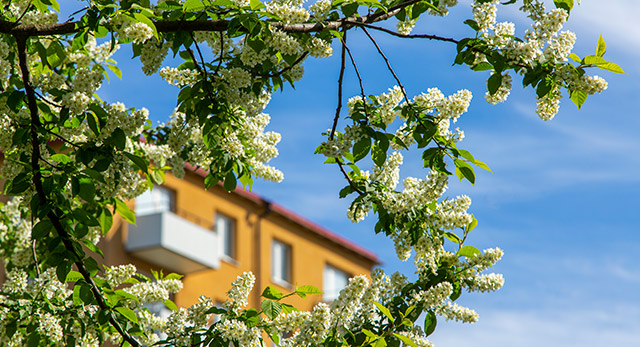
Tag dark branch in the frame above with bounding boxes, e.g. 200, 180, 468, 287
362, 27, 411, 104
346, 21, 459, 43
0, 0, 422, 37
263, 52, 308, 78
330, 31, 347, 142
15, 34, 141, 347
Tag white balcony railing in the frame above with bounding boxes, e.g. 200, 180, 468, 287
126, 211, 219, 273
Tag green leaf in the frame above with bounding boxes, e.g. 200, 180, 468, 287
472, 62, 493, 71
570, 89, 588, 109
372, 301, 394, 322
132, 12, 158, 40
262, 286, 283, 300
372, 144, 386, 167
362, 329, 378, 338
261, 300, 282, 320
281, 302, 298, 314
568, 53, 581, 62
116, 306, 138, 324
27, 332, 40, 347
444, 232, 463, 243
341, 3, 358, 16
458, 245, 481, 258
392, 333, 418, 347
99, 207, 113, 235
5, 319, 17, 338
56, 261, 72, 282
107, 64, 122, 79
352, 137, 371, 162
73, 284, 83, 305
597, 61, 625, 74
124, 152, 149, 172
473, 159, 492, 173
583, 55, 607, 65
32, 219, 53, 239
77, 177, 96, 201
115, 198, 136, 225
224, 171, 237, 192
250, 0, 265, 10
111, 128, 126, 151
373, 337, 387, 347
65, 270, 84, 282
487, 73, 502, 95
424, 310, 437, 336
114, 290, 138, 302
553, 0, 573, 13
596, 35, 606, 57
50, 153, 72, 164
467, 214, 478, 233
463, 19, 479, 31
454, 159, 475, 184
295, 285, 323, 298
164, 299, 178, 311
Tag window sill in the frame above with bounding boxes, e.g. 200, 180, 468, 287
271, 278, 294, 290
221, 256, 239, 266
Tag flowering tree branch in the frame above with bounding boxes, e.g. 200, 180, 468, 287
0, 0, 622, 346
14, 33, 143, 347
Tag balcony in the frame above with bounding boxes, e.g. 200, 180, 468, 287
126, 211, 219, 274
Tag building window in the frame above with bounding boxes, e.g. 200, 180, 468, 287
323, 265, 350, 302
135, 186, 175, 216
271, 239, 291, 285
216, 213, 235, 260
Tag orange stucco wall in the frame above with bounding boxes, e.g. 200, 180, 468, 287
100, 170, 377, 312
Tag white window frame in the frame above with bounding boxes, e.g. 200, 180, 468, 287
215, 213, 236, 261
271, 239, 291, 286
323, 264, 350, 302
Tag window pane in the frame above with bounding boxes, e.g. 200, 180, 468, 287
135, 186, 174, 216
216, 214, 235, 259
272, 240, 291, 283
323, 265, 350, 302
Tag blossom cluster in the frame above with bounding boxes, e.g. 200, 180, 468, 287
475, 0, 609, 120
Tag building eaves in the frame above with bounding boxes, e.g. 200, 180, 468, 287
184, 163, 380, 265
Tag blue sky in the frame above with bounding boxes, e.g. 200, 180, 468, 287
84, 1, 640, 346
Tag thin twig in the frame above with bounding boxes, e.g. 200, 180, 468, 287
337, 158, 364, 195
35, 91, 63, 108
13, 1, 33, 26
31, 213, 40, 277
263, 52, 309, 78
362, 27, 446, 153
339, 37, 366, 106
42, 127, 81, 148
330, 31, 347, 141
346, 21, 459, 44
361, 27, 411, 104
215, 31, 224, 75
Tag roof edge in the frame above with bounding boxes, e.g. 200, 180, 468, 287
184, 163, 380, 265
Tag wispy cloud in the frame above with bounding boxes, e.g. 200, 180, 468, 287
431, 305, 640, 347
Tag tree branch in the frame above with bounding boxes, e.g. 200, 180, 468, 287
330, 30, 347, 142
15, 34, 141, 347
0, 0, 422, 37
345, 21, 459, 44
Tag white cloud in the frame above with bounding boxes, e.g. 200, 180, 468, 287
567, 1, 640, 59
431, 305, 640, 347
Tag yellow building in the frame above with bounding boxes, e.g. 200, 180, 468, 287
101, 164, 379, 312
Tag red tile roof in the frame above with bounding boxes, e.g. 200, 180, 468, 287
184, 163, 380, 265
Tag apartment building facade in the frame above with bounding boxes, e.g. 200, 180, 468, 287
100, 165, 379, 311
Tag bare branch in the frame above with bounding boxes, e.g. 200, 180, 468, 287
330, 31, 347, 142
